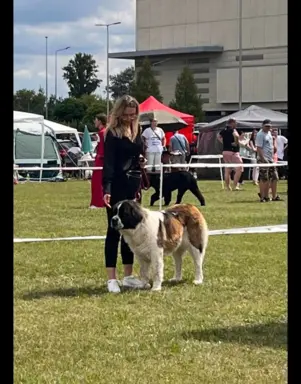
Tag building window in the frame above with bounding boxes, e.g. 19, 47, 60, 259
198, 88, 209, 94
201, 98, 210, 104
187, 58, 210, 65
194, 78, 210, 84
190, 68, 210, 74
235, 54, 264, 61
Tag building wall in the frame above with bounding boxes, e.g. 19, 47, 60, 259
135, 0, 287, 112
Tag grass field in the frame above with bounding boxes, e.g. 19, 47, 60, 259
14, 180, 287, 384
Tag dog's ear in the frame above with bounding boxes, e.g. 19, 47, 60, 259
111, 202, 119, 216
122, 200, 144, 228
128, 200, 144, 221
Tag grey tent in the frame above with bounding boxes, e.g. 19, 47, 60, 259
202, 105, 287, 132
196, 105, 287, 179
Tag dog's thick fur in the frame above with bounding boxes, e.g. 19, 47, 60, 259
148, 171, 206, 207
111, 200, 208, 291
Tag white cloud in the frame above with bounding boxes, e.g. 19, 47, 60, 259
14, 0, 135, 97
14, 53, 134, 98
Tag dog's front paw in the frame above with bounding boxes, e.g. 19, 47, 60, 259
193, 279, 203, 285
151, 285, 162, 291
201, 201, 206, 206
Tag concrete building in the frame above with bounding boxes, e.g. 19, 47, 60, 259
109, 0, 287, 120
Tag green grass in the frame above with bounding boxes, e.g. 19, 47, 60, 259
14, 180, 287, 384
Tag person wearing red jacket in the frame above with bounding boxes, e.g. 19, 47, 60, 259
90, 113, 107, 208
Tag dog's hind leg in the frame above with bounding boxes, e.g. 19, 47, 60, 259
175, 187, 187, 204
189, 181, 206, 206
188, 244, 205, 285
170, 245, 186, 282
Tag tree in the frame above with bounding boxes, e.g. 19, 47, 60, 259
169, 67, 204, 122
14, 88, 45, 115
53, 98, 86, 128
62, 53, 102, 98
13, 87, 58, 119
131, 57, 163, 102
80, 94, 108, 131
108, 66, 135, 100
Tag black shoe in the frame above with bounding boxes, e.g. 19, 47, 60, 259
258, 193, 270, 202
272, 195, 282, 201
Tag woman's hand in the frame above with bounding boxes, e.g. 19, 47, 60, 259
103, 194, 111, 208
139, 156, 147, 169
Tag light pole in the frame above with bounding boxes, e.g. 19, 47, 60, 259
95, 22, 121, 117
55, 46, 70, 100
45, 36, 48, 119
238, 0, 243, 110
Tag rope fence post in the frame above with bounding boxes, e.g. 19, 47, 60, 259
159, 162, 164, 211
219, 157, 224, 189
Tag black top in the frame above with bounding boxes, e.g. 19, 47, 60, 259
249, 138, 255, 146
102, 129, 144, 196
219, 127, 239, 152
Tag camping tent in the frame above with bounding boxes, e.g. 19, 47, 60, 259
13, 111, 61, 181
196, 105, 288, 179
139, 96, 195, 143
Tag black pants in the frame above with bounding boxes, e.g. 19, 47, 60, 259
104, 173, 141, 268
105, 207, 133, 268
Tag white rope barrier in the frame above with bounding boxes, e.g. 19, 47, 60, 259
14, 224, 287, 244
14, 162, 287, 171
15, 166, 104, 171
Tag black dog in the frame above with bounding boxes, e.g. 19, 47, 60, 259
148, 171, 206, 206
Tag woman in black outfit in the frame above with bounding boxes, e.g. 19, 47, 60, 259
102, 95, 147, 293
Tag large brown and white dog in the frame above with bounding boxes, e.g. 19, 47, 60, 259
111, 200, 208, 291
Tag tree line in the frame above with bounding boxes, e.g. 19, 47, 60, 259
14, 53, 204, 131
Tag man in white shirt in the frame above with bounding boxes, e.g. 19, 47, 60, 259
142, 118, 166, 173
275, 131, 288, 161
274, 130, 288, 179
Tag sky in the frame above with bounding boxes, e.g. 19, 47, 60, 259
14, 0, 135, 98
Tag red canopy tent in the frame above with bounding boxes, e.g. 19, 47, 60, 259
139, 96, 195, 144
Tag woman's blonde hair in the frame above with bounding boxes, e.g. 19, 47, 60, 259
106, 95, 140, 140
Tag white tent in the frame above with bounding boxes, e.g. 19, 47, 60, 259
43, 119, 81, 147
14, 111, 47, 181
14, 111, 44, 124
204, 105, 288, 131
13, 111, 62, 181
14, 112, 81, 144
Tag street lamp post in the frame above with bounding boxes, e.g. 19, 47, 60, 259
238, 0, 243, 110
45, 36, 48, 119
95, 22, 121, 117
55, 46, 70, 100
